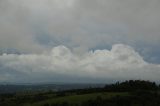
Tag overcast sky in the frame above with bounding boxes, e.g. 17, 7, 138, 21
0, 0, 160, 83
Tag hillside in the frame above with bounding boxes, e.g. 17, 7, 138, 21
0, 80, 160, 106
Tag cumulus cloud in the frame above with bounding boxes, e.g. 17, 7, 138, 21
0, 0, 160, 63
0, 0, 160, 82
0, 44, 160, 83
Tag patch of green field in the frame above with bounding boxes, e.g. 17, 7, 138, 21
25, 92, 129, 106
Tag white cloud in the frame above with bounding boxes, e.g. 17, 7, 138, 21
0, 44, 160, 83
0, 0, 160, 54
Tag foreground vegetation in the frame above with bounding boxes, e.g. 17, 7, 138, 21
0, 80, 160, 106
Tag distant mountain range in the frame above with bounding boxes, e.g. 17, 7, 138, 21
0, 83, 105, 94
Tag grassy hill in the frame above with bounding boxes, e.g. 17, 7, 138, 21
26, 92, 128, 106
0, 80, 160, 106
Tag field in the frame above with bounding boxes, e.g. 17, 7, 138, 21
25, 92, 128, 106
1, 80, 160, 106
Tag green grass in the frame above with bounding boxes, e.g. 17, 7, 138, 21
25, 92, 129, 106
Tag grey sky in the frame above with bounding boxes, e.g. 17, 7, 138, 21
0, 0, 160, 83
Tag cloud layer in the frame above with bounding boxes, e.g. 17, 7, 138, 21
0, 44, 160, 83
0, 0, 160, 63
0, 0, 160, 83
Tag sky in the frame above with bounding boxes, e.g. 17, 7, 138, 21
0, 0, 160, 83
